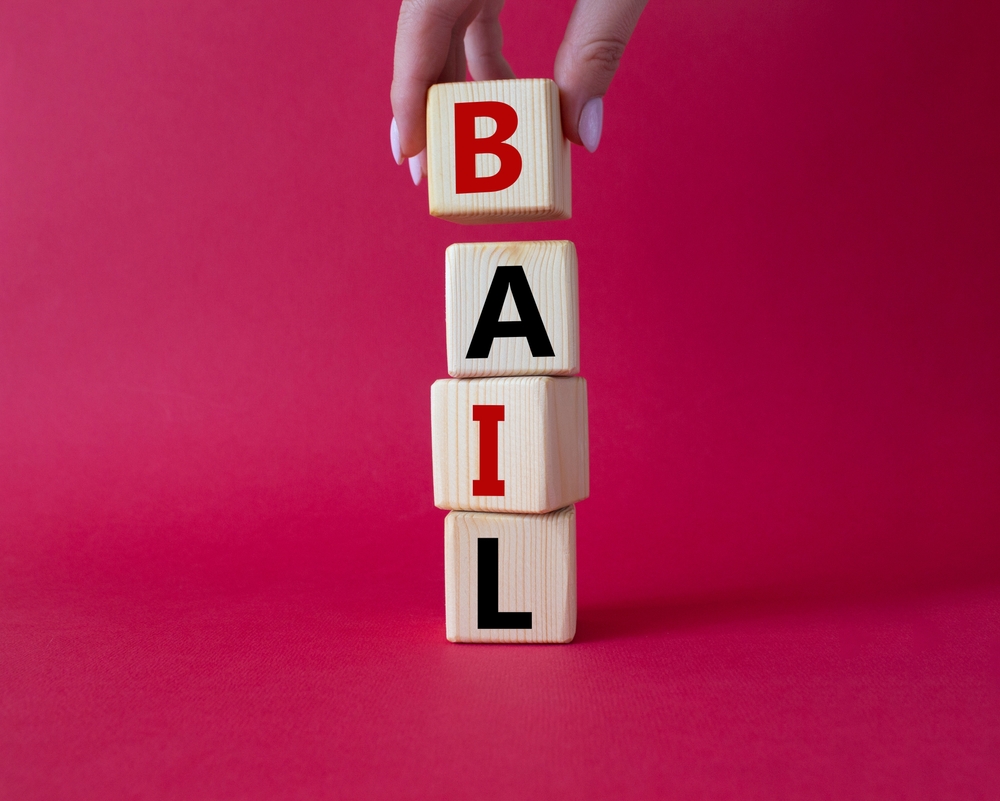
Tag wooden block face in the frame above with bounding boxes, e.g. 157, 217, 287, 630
446, 241, 579, 378
427, 79, 572, 224
445, 506, 577, 643
431, 377, 589, 513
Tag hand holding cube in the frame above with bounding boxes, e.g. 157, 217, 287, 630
389, 0, 648, 179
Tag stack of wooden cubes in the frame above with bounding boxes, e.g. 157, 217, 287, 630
427, 79, 589, 643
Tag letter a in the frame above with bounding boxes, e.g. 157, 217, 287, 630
466, 266, 556, 359
454, 101, 523, 194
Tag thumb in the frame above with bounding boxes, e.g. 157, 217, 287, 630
554, 0, 647, 151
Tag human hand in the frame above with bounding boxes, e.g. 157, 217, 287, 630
390, 0, 647, 184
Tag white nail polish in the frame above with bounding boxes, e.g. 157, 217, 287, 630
390, 118, 403, 165
409, 150, 425, 186
579, 97, 604, 153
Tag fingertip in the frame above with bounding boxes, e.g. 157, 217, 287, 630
556, 86, 586, 148
579, 97, 603, 153
390, 79, 429, 158
554, 54, 588, 147
390, 117, 404, 165
408, 149, 426, 186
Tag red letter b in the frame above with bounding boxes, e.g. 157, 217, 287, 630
455, 102, 523, 194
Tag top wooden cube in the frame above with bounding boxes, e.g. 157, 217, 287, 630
427, 79, 572, 224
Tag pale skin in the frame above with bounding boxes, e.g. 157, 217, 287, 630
390, 0, 648, 183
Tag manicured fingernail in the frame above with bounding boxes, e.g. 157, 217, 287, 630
409, 149, 426, 186
390, 117, 403, 165
579, 97, 603, 153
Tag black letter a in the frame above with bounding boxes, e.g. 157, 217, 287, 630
466, 266, 555, 359
478, 538, 532, 629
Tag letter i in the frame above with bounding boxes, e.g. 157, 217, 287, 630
472, 404, 505, 496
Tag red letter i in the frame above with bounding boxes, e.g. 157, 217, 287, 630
472, 404, 505, 496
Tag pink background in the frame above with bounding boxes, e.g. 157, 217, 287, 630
2, 0, 999, 797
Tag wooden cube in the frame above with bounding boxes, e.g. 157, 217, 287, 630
431, 376, 588, 513
427, 79, 572, 223
446, 240, 579, 378
445, 506, 577, 643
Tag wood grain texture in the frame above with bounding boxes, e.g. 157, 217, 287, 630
446, 240, 579, 378
445, 506, 577, 643
427, 79, 572, 224
431, 377, 589, 513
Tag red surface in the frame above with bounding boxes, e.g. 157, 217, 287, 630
2, 0, 999, 797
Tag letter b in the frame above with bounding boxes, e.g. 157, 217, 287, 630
455, 101, 523, 194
